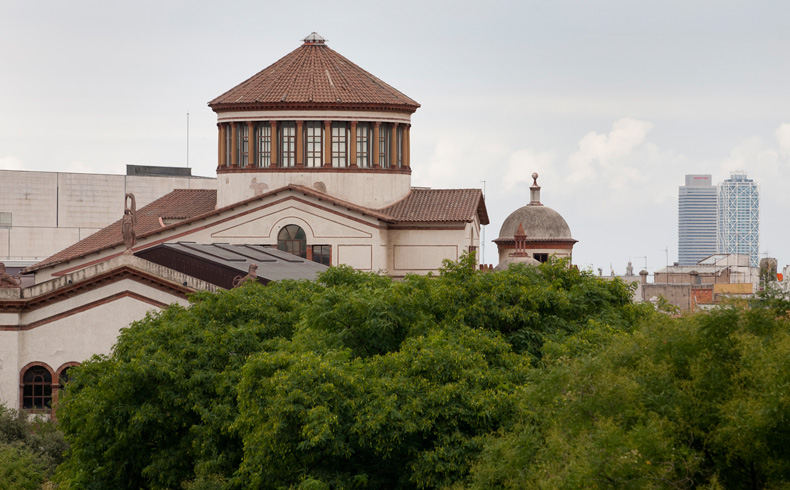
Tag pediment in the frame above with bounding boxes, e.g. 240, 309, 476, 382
211, 205, 374, 239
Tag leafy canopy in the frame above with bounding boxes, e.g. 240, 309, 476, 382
55, 256, 647, 489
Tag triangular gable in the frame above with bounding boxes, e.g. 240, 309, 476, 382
27, 185, 392, 275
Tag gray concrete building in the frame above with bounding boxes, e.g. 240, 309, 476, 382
678, 174, 717, 265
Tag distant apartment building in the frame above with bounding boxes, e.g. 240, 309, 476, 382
677, 172, 760, 268
678, 174, 717, 265
717, 171, 760, 267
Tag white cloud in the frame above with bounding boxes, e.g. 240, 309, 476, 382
501, 149, 556, 191
0, 156, 25, 170
775, 123, 790, 160
567, 118, 654, 185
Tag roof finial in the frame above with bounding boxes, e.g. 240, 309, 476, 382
529, 172, 542, 206
303, 32, 327, 45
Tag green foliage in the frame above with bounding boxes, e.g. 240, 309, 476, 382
0, 406, 67, 489
236, 325, 528, 489
56, 255, 650, 489
465, 306, 790, 489
56, 279, 320, 490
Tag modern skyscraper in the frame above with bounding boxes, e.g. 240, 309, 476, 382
678, 174, 718, 265
717, 171, 760, 267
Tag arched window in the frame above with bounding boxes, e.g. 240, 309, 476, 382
278, 225, 306, 258
22, 365, 52, 410
58, 365, 77, 397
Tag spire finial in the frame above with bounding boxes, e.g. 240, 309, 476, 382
303, 32, 327, 45
529, 172, 542, 206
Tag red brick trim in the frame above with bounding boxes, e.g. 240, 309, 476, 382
387, 224, 467, 230
28, 267, 191, 307
1, 290, 170, 332
218, 166, 411, 175
210, 102, 418, 114
495, 240, 577, 249
55, 362, 81, 386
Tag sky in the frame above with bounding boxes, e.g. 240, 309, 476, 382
2, 0, 789, 272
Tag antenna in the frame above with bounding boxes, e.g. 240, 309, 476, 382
480, 180, 486, 265
186, 112, 190, 168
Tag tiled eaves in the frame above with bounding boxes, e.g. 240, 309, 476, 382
25, 190, 218, 273
208, 44, 420, 110
381, 188, 489, 225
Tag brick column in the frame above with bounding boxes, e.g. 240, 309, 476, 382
296, 121, 304, 168
390, 123, 398, 168
247, 121, 256, 168
231, 122, 238, 167
323, 120, 332, 167
350, 121, 358, 168
270, 121, 278, 168
218, 123, 226, 168
404, 124, 411, 169
372, 122, 380, 168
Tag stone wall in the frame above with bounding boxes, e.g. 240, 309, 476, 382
0, 170, 216, 262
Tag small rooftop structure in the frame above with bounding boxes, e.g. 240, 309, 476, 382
495, 173, 576, 267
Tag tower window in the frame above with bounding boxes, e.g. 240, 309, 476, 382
280, 122, 296, 167
305, 122, 323, 167
256, 123, 271, 167
357, 123, 371, 167
331, 123, 349, 167
238, 124, 249, 166
379, 123, 390, 168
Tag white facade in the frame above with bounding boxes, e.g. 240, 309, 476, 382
717, 172, 760, 267
0, 254, 218, 412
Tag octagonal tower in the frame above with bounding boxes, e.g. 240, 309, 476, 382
209, 33, 420, 209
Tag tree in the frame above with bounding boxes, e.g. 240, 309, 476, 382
56, 279, 321, 489
56, 257, 649, 489
0, 406, 67, 489
465, 305, 790, 490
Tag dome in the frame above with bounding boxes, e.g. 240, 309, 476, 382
496, 173, 573, 241
497, 205, 572, 240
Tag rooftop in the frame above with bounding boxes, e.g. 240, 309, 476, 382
209, 32, 420, 112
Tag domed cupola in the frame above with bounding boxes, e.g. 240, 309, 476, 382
494, 173, 577, 268
208, 33, 421, 209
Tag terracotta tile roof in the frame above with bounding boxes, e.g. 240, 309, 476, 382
381, 189, 489, 225
208, 39, 420, 111
27, 190, 217, 272
27, 185, 488, 274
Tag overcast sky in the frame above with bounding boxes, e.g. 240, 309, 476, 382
2, 0, 789, 271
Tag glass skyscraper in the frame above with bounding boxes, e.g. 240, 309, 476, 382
678, 174, 717, 265
717, 171, 760, 267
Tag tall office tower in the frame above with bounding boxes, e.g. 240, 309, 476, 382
678, 174, 718, 265
717, 171, 760, 267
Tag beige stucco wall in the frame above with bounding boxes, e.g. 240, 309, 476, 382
217, 172, 411, 209
388, 222, 479, 276
0, 170, 216, 262
0, 279, 190, 411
